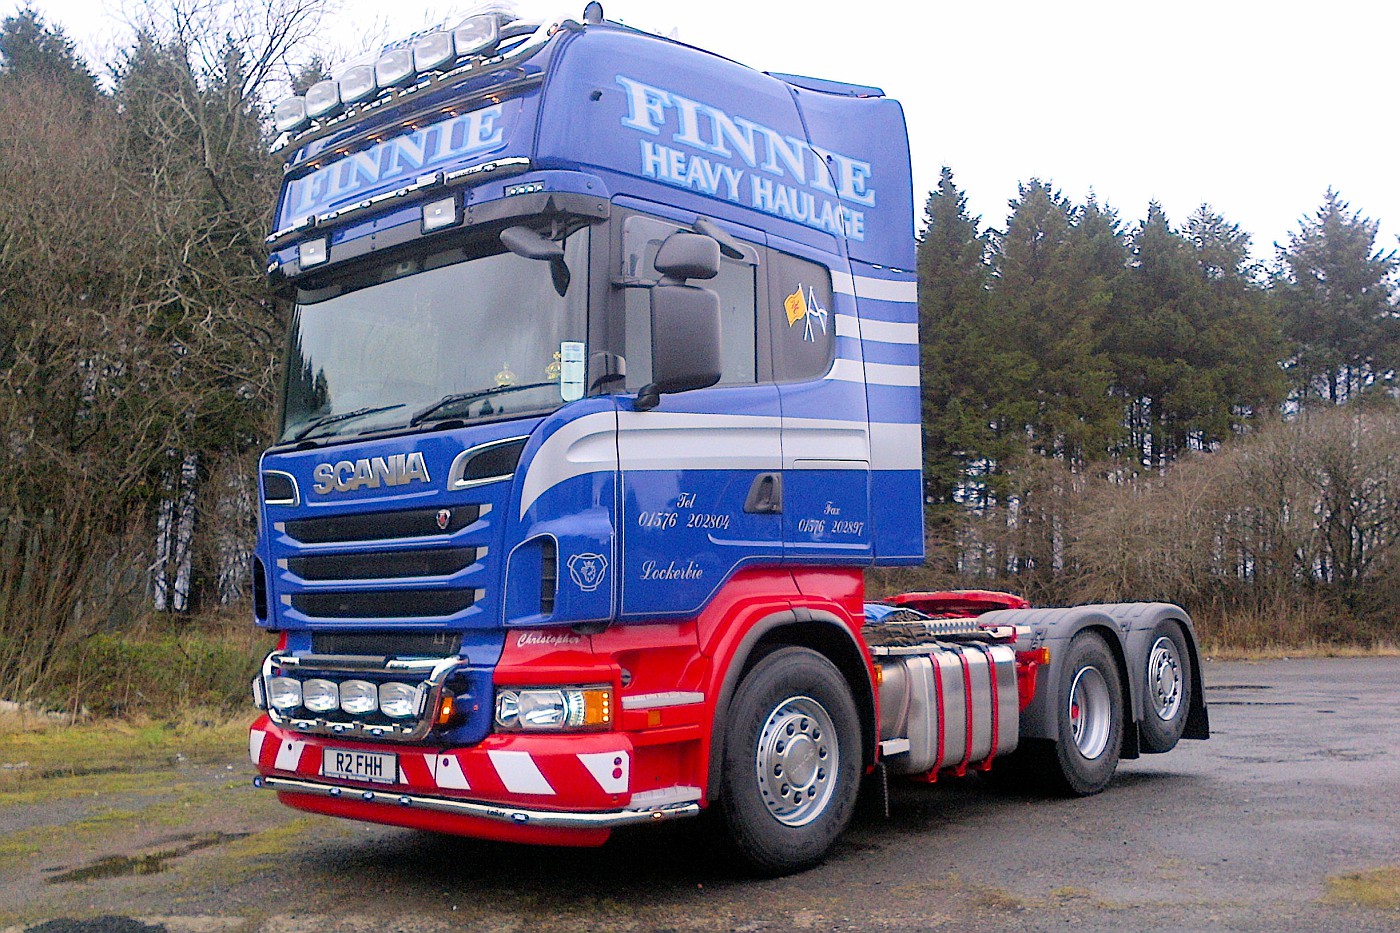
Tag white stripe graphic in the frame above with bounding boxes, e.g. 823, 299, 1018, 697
249, 729, 265, 765
834, 312, 861, 339
782, 417, 870, 466
578, 751, 630, 794
488, 750, 555, 795
434, 754, 470, 790
274, 738, 305, 772
518, 410, 618, 519
858, 317, 919, 345
864, 362, 920, 387
870, 422, 922, 470
831, 272, 918, 303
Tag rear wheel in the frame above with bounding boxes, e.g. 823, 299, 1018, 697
719, 646, 862, 876
1139, 621, 1192, 753
1046, 632, 1124, 796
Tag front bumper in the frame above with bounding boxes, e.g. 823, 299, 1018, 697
249, 716, 702, 843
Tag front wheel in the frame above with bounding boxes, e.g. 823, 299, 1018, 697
718, 646, 862, 876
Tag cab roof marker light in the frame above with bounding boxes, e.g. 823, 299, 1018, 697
338, 64, 378, 104
273, 96, 308, 133
304, 79, 342, 119
413, 31, 456, 72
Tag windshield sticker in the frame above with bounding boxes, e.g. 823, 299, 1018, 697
615, 75, 871, 241
784, 286, 829, 342
495, 362, 517, 387
560, 341, 586, 402
567, 552, 608, 592
279, 101, 512, 226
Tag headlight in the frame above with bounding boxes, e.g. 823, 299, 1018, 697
302, 679, 339, 713
267, 676, 302, 711
494, 685, 612, 732
339, 680, 378, 715
378, 682, 421, 719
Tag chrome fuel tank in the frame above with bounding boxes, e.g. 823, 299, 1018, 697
877, 643, 1018, 775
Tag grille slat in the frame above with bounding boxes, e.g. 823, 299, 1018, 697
288, 546, 477, 581
283, 505, 481, 544
292, 589, 477, 619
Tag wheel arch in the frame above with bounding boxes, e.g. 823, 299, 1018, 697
705, 608, 877, 801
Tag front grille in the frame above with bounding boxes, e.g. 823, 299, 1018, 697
283, 505, 482, 544
292, 589, 477, 619
312, 631, 461, 657
288, 547, 477, 581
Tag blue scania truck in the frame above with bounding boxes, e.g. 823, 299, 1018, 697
248, 4, 1208, 875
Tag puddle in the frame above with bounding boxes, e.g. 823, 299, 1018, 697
45, 831, 249, 884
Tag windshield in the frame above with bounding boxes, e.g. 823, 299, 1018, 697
280, 227, 589, 443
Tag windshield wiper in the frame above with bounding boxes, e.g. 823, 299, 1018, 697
409, 383, 556, 427
291, 403, 406, 441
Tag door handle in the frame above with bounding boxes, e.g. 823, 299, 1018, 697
744, 473, 783, 514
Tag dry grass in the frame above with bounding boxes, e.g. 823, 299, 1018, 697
1325, 866, 1400, 909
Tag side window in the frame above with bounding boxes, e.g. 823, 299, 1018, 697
768, 251, 835, 382
621, 215, 758, 389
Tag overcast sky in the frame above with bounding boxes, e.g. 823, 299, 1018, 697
27, 0, 1400, 262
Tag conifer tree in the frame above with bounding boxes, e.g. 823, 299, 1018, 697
1276, 189, 1400, 403
0, 6, 97, 100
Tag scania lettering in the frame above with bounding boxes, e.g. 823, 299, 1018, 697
249, 5, 1208, 875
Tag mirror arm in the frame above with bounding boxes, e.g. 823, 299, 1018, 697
635, 383, 660, 411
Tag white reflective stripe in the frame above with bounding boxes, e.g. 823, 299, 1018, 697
434, 754, 470, 790
577, 751, 630, 794
488, 750, 555, 795
249, 729, 265, 765
858, 317, 919, 345
829, 271, 918, 304
617, 411, 781, 473
518, 410, 618, 519
863, 361, 920, 387
828, 358, 866, 383
855, 277, 917, 303
275, 738, 305, 772
621, 691, 705, 710
834, 312, 861, 339
871, 422, 922, 471
782, 417, 870, 465
629, 785, 703, 807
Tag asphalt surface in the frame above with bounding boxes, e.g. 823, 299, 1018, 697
3, 658, 1399, 932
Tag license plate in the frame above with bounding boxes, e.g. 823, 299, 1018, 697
322, 748, 398, 784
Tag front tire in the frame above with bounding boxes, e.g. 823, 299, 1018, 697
719, 646, 862, 876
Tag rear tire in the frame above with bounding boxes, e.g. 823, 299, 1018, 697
1139, 621, 1192, 753
1043, 632, 1124, 796
718, 646, 862, 876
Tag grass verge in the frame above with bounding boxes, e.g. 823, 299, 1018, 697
1325, 866, 1400, 909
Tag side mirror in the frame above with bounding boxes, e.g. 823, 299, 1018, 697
646, 282, 721, 401
653, 232, 720, 282
501, 225, 571, 296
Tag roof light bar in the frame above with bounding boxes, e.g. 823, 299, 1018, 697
304, 79, 342, 119
412, 31, 456, 72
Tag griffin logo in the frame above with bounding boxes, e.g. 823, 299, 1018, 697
567, 553, 608, 592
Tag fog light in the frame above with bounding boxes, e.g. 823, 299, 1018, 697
302, 679, 339, 713
378, 682, 421, 719
339, 680, 378, 715
453, 14, 499, 56
375, 48, 414, 87
304, 79, 342, 119
413, 31, 455, 72
273, 96, 308, 133
421, 195, 459, 233
338, 65, 377, 103
299, 237, 328, 268
267, 676, 301, 711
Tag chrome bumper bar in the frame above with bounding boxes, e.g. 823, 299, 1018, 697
254, 775, 702, 829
